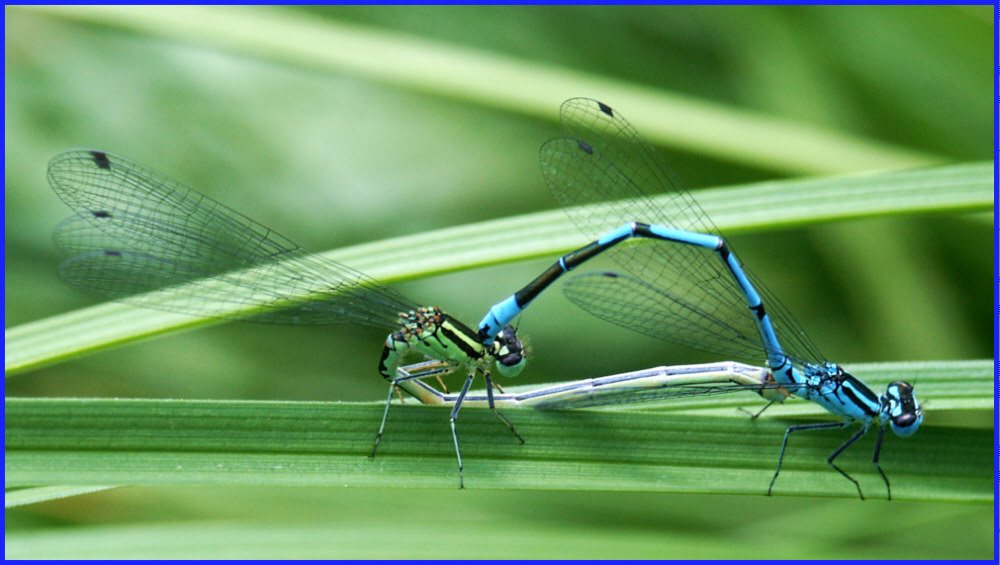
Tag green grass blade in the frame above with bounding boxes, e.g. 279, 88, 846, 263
4, 492, 991, 560
19, 5, 942, 175
4, 486, 115, 508
5, 161, 991, 376
5, 360, 990, 502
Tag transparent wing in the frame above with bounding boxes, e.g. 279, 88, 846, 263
48, 150, 417, 329
542, 98, 825, 368
563, 272, 769, 364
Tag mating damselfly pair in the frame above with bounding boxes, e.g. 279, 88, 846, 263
47, 98, 921, 498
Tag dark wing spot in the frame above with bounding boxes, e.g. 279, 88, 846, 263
597, 101, 614, 117
577, 140, 593, 154
90, 151, 111, 169
103, 250, 122, 256
91, 210, 112, 218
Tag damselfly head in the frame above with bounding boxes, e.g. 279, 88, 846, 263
494, 324, 526, 377
885, 380, 922, 437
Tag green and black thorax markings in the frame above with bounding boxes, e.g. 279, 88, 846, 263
378, 306, 524, 379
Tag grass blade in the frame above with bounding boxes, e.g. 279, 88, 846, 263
19, 5, 942, 174
5, 360, 990, 502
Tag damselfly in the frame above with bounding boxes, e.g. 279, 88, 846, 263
475, 99, 923, 499
47, 149, 530, 488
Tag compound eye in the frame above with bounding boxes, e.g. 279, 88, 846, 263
496, 354, 525, 377
893, 412, 917, 429
890, 411, 922, 436
494, 325, 526, 377
887, 381, 922, 436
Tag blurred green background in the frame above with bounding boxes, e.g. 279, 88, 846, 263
5, 5, 992, 559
